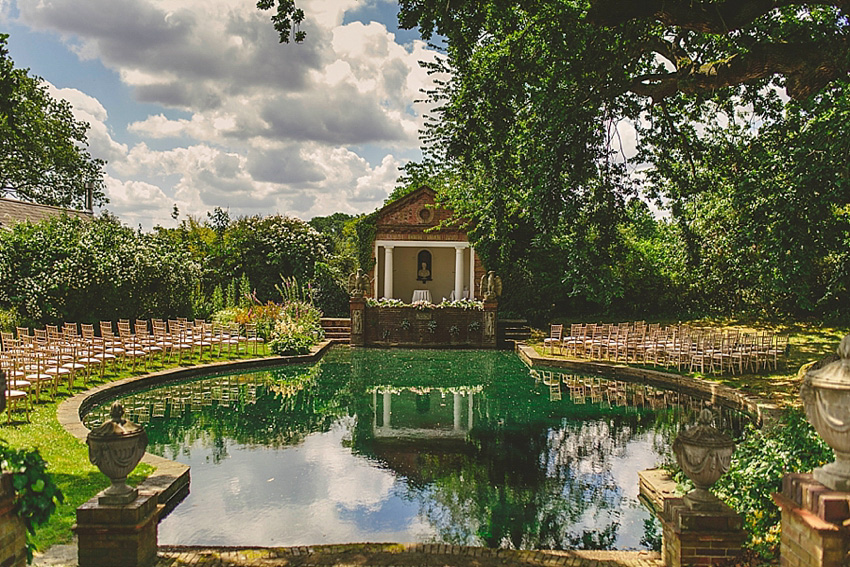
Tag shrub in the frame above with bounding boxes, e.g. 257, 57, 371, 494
0, 214, 196, 325
268, 300, 324, 356
0, 306, 20, 332
0, 442, 64, 562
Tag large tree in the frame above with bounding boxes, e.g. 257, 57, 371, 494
0, 33, 106, 209
261, 0, 850, 319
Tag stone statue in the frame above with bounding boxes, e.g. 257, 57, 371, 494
479, 271, 503, 301
347, 269, 371, 297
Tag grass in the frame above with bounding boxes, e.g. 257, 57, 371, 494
530, 319, 849, 407
0, 342, 270, 552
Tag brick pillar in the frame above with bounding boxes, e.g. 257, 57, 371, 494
660, 498, 746, 566
350, 296, 366, 347
73, 491, 159, 567
774, 473, 850, 567
639, 468, 746, 567
0, 473, 27, 567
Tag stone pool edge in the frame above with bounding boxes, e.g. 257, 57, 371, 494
57, 339, 338, 513
515, 342, 780, 426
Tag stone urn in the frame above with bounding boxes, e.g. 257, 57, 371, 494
87, 402, 148, 505
673, 408, 735, 509
800, 334, 850, 491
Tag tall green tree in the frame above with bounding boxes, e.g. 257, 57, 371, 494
0, 33, 106, 209
262, 0, 850, 320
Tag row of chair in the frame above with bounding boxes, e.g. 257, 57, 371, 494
543, 322, 789, 375
0, 318, 265, 423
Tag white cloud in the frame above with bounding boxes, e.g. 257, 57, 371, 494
46, 83, 129, 163
11, 0, 438, 228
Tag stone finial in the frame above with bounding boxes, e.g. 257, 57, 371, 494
801, 334, 850, 491
673, 408, 735, 510
87, 402, 148, 505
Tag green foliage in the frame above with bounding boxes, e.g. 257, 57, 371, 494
268, 300, 324, 355
0, 305, 20, 332
238, 273, 252, 307
0, 214, 197, 325
156, 213, 328, 306
353, 212, 378, 274
0, 442, 64, 562
713, 409, 833, 558
311, 262, 349, 318
0, 34, 106, 208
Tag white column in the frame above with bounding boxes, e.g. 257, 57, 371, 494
468, 393, 474, 430
469, 247, 475, 299
453, 392, 462, 431
373, 242, 379, 297
383, 391, 392, 427
383, 245, 394, 299
454, 246, 465, 300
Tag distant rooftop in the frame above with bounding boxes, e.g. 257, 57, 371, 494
0, 197, 93, 230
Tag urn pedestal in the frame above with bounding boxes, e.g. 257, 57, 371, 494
74, 402, 157, 567
647, 409, 744, 567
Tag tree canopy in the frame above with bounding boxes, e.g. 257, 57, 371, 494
0, 33, 106, 209
262, 0, 850, 321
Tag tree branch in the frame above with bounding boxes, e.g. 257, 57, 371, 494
588, 0, 850, 33
629, 41, 848, 101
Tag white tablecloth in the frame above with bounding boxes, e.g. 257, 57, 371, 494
412, 289, 432, 303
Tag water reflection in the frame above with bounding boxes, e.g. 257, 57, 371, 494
83, 348, 752, 550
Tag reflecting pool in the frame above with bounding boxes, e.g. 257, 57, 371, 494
83, 347, 751, 550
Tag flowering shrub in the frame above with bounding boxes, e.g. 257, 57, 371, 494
0, 214, 196, 325
268, 300, 324, 356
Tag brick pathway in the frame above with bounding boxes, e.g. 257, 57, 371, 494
36, 543, 661, 567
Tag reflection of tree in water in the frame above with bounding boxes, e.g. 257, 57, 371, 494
86, 361, 353, 460
403, 411, 664, 550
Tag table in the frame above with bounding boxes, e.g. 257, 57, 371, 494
412, 289, 432, 303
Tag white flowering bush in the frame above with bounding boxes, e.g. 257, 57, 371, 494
0, 214, 197, 325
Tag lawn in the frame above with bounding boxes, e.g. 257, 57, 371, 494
0, 344, 269, 552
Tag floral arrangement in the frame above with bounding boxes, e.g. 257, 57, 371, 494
366, 297, 484, 310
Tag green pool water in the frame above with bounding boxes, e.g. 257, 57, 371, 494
83, 347, 750, 550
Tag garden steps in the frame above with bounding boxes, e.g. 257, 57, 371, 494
321, 318, 351, 342
499, 319, 531, 344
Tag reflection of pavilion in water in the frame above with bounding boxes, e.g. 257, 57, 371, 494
371, 386, 483, 439
363, 386, 484, 484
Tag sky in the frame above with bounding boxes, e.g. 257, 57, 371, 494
1, 0, 442, 229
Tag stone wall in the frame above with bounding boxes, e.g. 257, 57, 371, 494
0, 473, 27, 567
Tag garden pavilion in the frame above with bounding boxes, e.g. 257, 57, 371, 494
369, 186, 486, 303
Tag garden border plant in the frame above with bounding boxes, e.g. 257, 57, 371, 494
0, 441, 64, 562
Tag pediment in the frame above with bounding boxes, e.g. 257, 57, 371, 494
376, 186, 456, 230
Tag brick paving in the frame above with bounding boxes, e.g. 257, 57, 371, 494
36, 543, 661, 567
